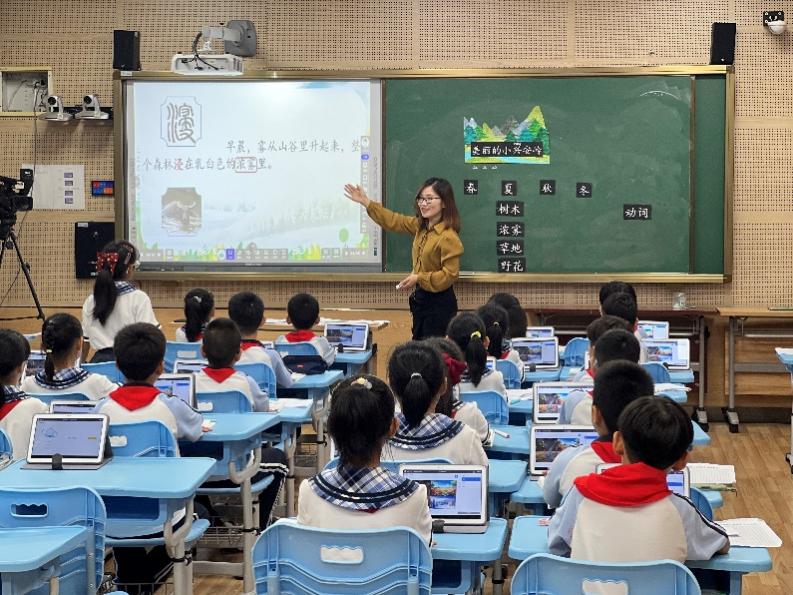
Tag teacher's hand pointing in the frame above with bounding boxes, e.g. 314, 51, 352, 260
343, 184, 371, 208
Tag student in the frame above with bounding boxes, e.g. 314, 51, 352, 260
477, 302, 521, 366
447, 312, 507, 397
21, 313, 118, 399
81, 241, 158, 362
548, 396, 729, 562
425, 337, 491, 444
0, 329, 47, 459
194, 318, 270, 412
568, 315, 633, 383
228, 291, 293, 388
297, 375, 432, 543
175, 288, 214, 342
598, 281, 637, 315
385, 341, 488, 466
543, 361, 653, 509
488, 292, 528, 339
560, 328, 641, 425
277, 293, 335, 366
602, 290, 648, 362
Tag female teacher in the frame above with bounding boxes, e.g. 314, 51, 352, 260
344, 178, 463, 340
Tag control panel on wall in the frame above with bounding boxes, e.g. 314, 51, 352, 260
0, 69, 51, 114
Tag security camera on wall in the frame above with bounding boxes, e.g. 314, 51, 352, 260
75, 94, 110, 120
39, 95, 72, 121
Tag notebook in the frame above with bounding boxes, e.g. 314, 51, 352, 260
399, 464, 488, 533
597, 463, 690, 497
532, 382, 592, 423
529, 425, 598, 476
525, 326, 555, 338
511, 338, 559, 369
50, 401, 97, 414
25, 352, 47, 378
25, 413, 109, 469
323, 322, 369, 352
154, 374, 196, 408
644, 339, 691, 370
173, 359, 208, 374
637, 320, 670, 340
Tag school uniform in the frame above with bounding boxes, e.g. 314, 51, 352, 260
238, 339, 294, 388
543, 437, 619, 509
174, 325, 203, 343
0, 387, 48, 459
277, 330, 335, 366
22, 367, 118, 400
548, 463, 729, 562
450, 397, 491, 444
504, 348, 523, 368
385, 413, 488, 466
195, 367, 269, 412
297, 464, 433, 543
95, 383, 203, 442
458, 368, 507, 397
635, 328, 649, 364
81, 282, 159, 360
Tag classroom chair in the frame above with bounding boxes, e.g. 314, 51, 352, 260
109, 420, 179, 458
0, 428, 11, 458
0, 486, 107, 595
274, 341, 321, 357
236, 361, 278, 397
690, 487, 714, 521
511, 553, 701, 595
26, 391, 91, 406
81, 361, 125, 383
253, 521, 433, 594
460, 390, 510, 425
561, 338, 589, 368
196, 390, 254, 413
496, 358, 523, 389
165, 341, 203, 372
643, 361, 672, 384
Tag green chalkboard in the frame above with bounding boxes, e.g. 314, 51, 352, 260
384, 73, 728, 276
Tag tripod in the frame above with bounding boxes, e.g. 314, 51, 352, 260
0, 227, 45, 321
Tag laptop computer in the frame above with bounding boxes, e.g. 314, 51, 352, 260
638, 320, 670, 340
399, 464, 488, 533
644, 339, 691, 370
323, 322, 369, 352
25, 352, 47, 379
25, 413, 110, 469
173, 359, 208, 374
511, 338, 559, 369
532, 382, 592, 423
529, 425, 599, 476
525, 327, 555, 338
597, 464, 690, 497
50, 401, 97, 414
154, 374, 196, 408
485, 356, 496, 372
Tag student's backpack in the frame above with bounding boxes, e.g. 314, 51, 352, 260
282, 354, 328, 375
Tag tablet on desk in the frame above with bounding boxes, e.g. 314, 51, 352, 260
50, 401, 97, 414
644, 339, 690, 370
25, 352, 46, 379
154, 374, 196, 408
173, 359, 208, 374
511, 338, 559, 369
532, 382, 591, 424
323, 322, 369, 352
525, 327, 555, 338
637, 320, 670, 340
529, 425, 598, 476
26, 413, 109, 469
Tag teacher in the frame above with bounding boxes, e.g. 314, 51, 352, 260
344, 178, 463, 340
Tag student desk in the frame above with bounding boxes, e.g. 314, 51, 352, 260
507, 515, 771, 595
432, 517, 508, 595
507, 389, 533, 424
0, 526, 91, 594
488, 460, 527, 516
331, 348, 374, 376
523, 368, 562, 384
487, 424, 530, 456
0, 458, 215, 595
774, 349, 793, 471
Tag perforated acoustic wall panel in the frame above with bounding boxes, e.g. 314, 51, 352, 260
0, 0, 790, 311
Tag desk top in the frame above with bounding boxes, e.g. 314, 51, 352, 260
334, 349, 373, 364
292, 369, 344, 389
0, 526, 90, 572
432, 517, 508, 562
524, 369, 562, 383
201, 412, 280, 441
488, 460, 527, 493
488, 424, 530, 455
719, 307, 793, 318
0, 458, 215, 499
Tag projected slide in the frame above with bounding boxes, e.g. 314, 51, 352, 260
124, 80, 382, 270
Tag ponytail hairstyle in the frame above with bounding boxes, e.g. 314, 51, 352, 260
41, 313, 83, 381
92, 240, 139, 325
0, 329, 30, 404
328, 375, 395, 468
423, 337, 465, 417
476, 302, 510, 359
183, 288, 214, 342
387, 341, 446, 428
446, 312, 488, 387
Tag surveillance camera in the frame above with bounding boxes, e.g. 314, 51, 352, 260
75, 93, 110, 120
47, 96, 58, 106
39, 95, 72, 122
764, 10, 786, 34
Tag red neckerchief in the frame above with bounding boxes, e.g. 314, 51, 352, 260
590, 439, 621, 463
587, 368, 595, 379
575, 462, 671, 507
441, 353, 467, 386
240, 339, 263, 351
202, 367, 237, 383
285, 330, 315, 342
500, 351, 510, 360
110, 384, 161, 411
0, 400, 23, 421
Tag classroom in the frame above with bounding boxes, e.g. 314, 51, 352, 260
0, 1, 791, 594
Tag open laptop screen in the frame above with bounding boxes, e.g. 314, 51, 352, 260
25, 352, 46, 378
525, 327, 555, 338
28, 415, 107, 463
533, 383, 591, 423
324, 323, 368, 351
154, 374, 196, 407
530, 426, 598, 475
173, 359, 208, 374
637, 320, 670, 340
50, 401, 97, 414
399, 466, 486, 521
511, 338, 559, 368
644, 339, 690, 369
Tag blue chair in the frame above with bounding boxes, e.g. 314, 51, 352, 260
0, 487, 106, 595
511, 553, 701, 595
253, 521, 433, 594
274, 342, 320, 357
196, 390, 253, 413
109, 421, 179, 458
26, 391, 91, 406
643, 361, 672, 384
459, 390, 509, 424
690, 487, 714, 521
0, 428, 11, 458
165, 341, 203, 373
496, 358, 522, 389
324, 458, 452, 473
81, 361, 125, 383
236, 362, 277, 397
561, 338, 589, 367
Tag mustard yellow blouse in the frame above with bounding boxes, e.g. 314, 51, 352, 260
367, 201, 463, 293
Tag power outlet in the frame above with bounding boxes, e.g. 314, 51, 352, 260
763, 10, 785, 24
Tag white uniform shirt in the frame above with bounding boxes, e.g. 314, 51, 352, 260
459, 369, 507, 397
194, 369, 269, 412
0, 395, 48, 459
385, 416, 488, 466
452, 400, 491, 443
22, 371, 118, 401
82, 289, 159, 351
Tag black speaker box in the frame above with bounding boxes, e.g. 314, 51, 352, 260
710, 22, 736, 65
74, 222, 115, 279
113, 30, 141, 71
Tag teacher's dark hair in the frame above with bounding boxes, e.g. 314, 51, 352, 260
413, 178, 461, 233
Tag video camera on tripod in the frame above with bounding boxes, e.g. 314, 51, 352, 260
0, 169, 34, 240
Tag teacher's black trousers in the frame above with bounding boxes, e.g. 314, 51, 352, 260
409, 286, 458, 340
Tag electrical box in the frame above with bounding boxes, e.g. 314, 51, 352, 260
0, 68, 52, 115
